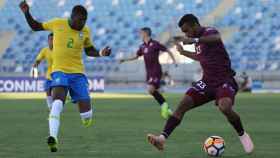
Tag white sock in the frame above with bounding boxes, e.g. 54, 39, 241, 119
49, 100, 63, 139
46, 96, 53, 110
159, 134, 166, 140
80, 109, 93, 120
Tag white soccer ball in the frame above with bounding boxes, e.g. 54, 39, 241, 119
203, 136, 225, 157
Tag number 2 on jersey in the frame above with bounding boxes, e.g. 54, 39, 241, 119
67, 38, 74, 48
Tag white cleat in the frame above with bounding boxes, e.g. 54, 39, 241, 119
147, 134, 166, 151
239, 132, 254, 154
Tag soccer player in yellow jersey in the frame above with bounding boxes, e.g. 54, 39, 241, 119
20, 1, 111, 152
32, 33, 53, 110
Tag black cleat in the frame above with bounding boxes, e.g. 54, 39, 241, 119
47, 136, 58, 152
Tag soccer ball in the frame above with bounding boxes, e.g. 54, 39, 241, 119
203, 136, 225, 157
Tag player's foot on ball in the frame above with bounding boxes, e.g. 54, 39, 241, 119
239, 132, 254, 154
47, 136, 58, 152
147, 134, 166, 151
161, 103, 172, 119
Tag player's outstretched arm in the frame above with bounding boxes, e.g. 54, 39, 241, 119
19, 0, 44, 31
119, 55, 139, 64
166, 50, 177, 66
198, 34, 221, 44
85, 46, 111, 57
174, 34, 221, 45
175, 43, 198, 61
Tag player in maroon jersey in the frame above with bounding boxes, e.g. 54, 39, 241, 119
147, 14, 254, 154
120, 27, 177, 119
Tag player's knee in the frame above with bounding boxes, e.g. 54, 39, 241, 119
173, 106, 188, 119
78, 100, 92, 113
174, 104, 187, 118
173, 95, 194, 119
173, 109, 184, 119
218, 98, 233, 115
52, 88, 67, 103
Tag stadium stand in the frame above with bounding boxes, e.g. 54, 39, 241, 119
0, 0, 280, 85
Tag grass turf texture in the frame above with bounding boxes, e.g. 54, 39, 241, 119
0, 93, 279, 158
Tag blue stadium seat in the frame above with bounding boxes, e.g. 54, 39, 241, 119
0, 0, 279, 72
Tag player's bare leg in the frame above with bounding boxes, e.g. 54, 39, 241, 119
218, 97, 254, 154
147, 95, 197, 150
148, 85, 172, 119
78, 100, 93, 127
46, 89, 53, 110
47, 87, 67, 152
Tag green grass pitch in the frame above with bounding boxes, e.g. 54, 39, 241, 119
0, 92, 279, 158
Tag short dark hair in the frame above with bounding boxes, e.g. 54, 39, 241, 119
72, 5, 88, 17
48, 33, 53, 38
141, 27, 152, 36
178, 14, 200, 27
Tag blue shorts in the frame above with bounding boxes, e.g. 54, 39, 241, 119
44, 79, 52, 92
51, 71, 90, 103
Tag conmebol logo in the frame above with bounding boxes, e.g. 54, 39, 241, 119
0, 77, 105, 92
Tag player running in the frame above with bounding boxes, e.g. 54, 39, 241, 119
120, 27, 177, 119
32, 33, 53, 110
147, 14, 254, 154
19, 1, 111, 152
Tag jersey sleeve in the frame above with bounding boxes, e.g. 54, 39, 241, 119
136, 47, 143, 56
203, 27, 219, 36
35, 49, 46, 61
156, 41, 168, 52
42, 18, 59, 31
84, 28, 94, 48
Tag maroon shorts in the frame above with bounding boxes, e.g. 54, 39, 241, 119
186, 78, 238, 106
147, 75, 161, 89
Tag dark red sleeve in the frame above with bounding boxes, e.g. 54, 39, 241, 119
136, 47, 143, 56
156, 41, 168, 52
203, 27, 219, 36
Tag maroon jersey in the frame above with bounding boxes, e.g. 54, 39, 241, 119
194, 27, 236, 88
137, 39, 167, 77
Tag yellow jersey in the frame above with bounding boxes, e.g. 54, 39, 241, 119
42, 18, 93, 74
36, 47, 53, 80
